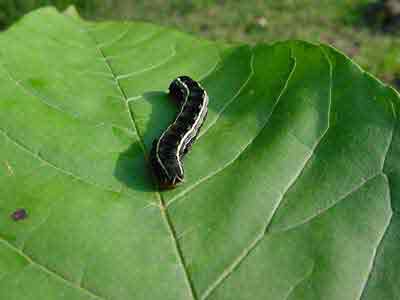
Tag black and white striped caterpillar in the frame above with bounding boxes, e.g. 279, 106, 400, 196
150, 76, 208, 189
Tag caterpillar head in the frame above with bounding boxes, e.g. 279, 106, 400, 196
168, 77, 188, 104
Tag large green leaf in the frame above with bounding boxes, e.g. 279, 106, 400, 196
0, 7, 399, 300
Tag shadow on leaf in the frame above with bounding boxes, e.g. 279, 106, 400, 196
114, 90, 178, 192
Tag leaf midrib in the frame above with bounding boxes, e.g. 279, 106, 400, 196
83, 21, 198, 300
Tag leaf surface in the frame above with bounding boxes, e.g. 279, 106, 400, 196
0, 7, 399, 300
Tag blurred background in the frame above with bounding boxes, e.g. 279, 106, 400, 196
0, 0, 399, 90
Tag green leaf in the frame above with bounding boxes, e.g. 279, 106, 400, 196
0, 7, 399, 300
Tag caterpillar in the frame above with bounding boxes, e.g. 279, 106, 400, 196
150, 75, 209, 189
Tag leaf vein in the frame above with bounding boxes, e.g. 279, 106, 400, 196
167, 50, 294, 208
383, 119, 397, 171
83, 25, 198, 300
275, 173, 381, 234
97, 25, 132, 49
0, 237, 106, 300
0, 129, 121, 195
284, 262, 315, 300
116, 44, 176, 80
198, 52, 254, 139
201, 46, 332, 299
0, 62, 130, 131
0, 63, 80, 120
198, 50, 222, 81
357, 178, 393, 300
102, 29, 163, 60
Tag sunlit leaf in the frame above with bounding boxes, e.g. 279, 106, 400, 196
0, 7, 399, 300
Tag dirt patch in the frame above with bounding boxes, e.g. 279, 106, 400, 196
393, 75, 400, 90
363, 0, 400, 33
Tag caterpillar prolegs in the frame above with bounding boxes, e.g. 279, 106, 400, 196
150, 76, 209, 189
